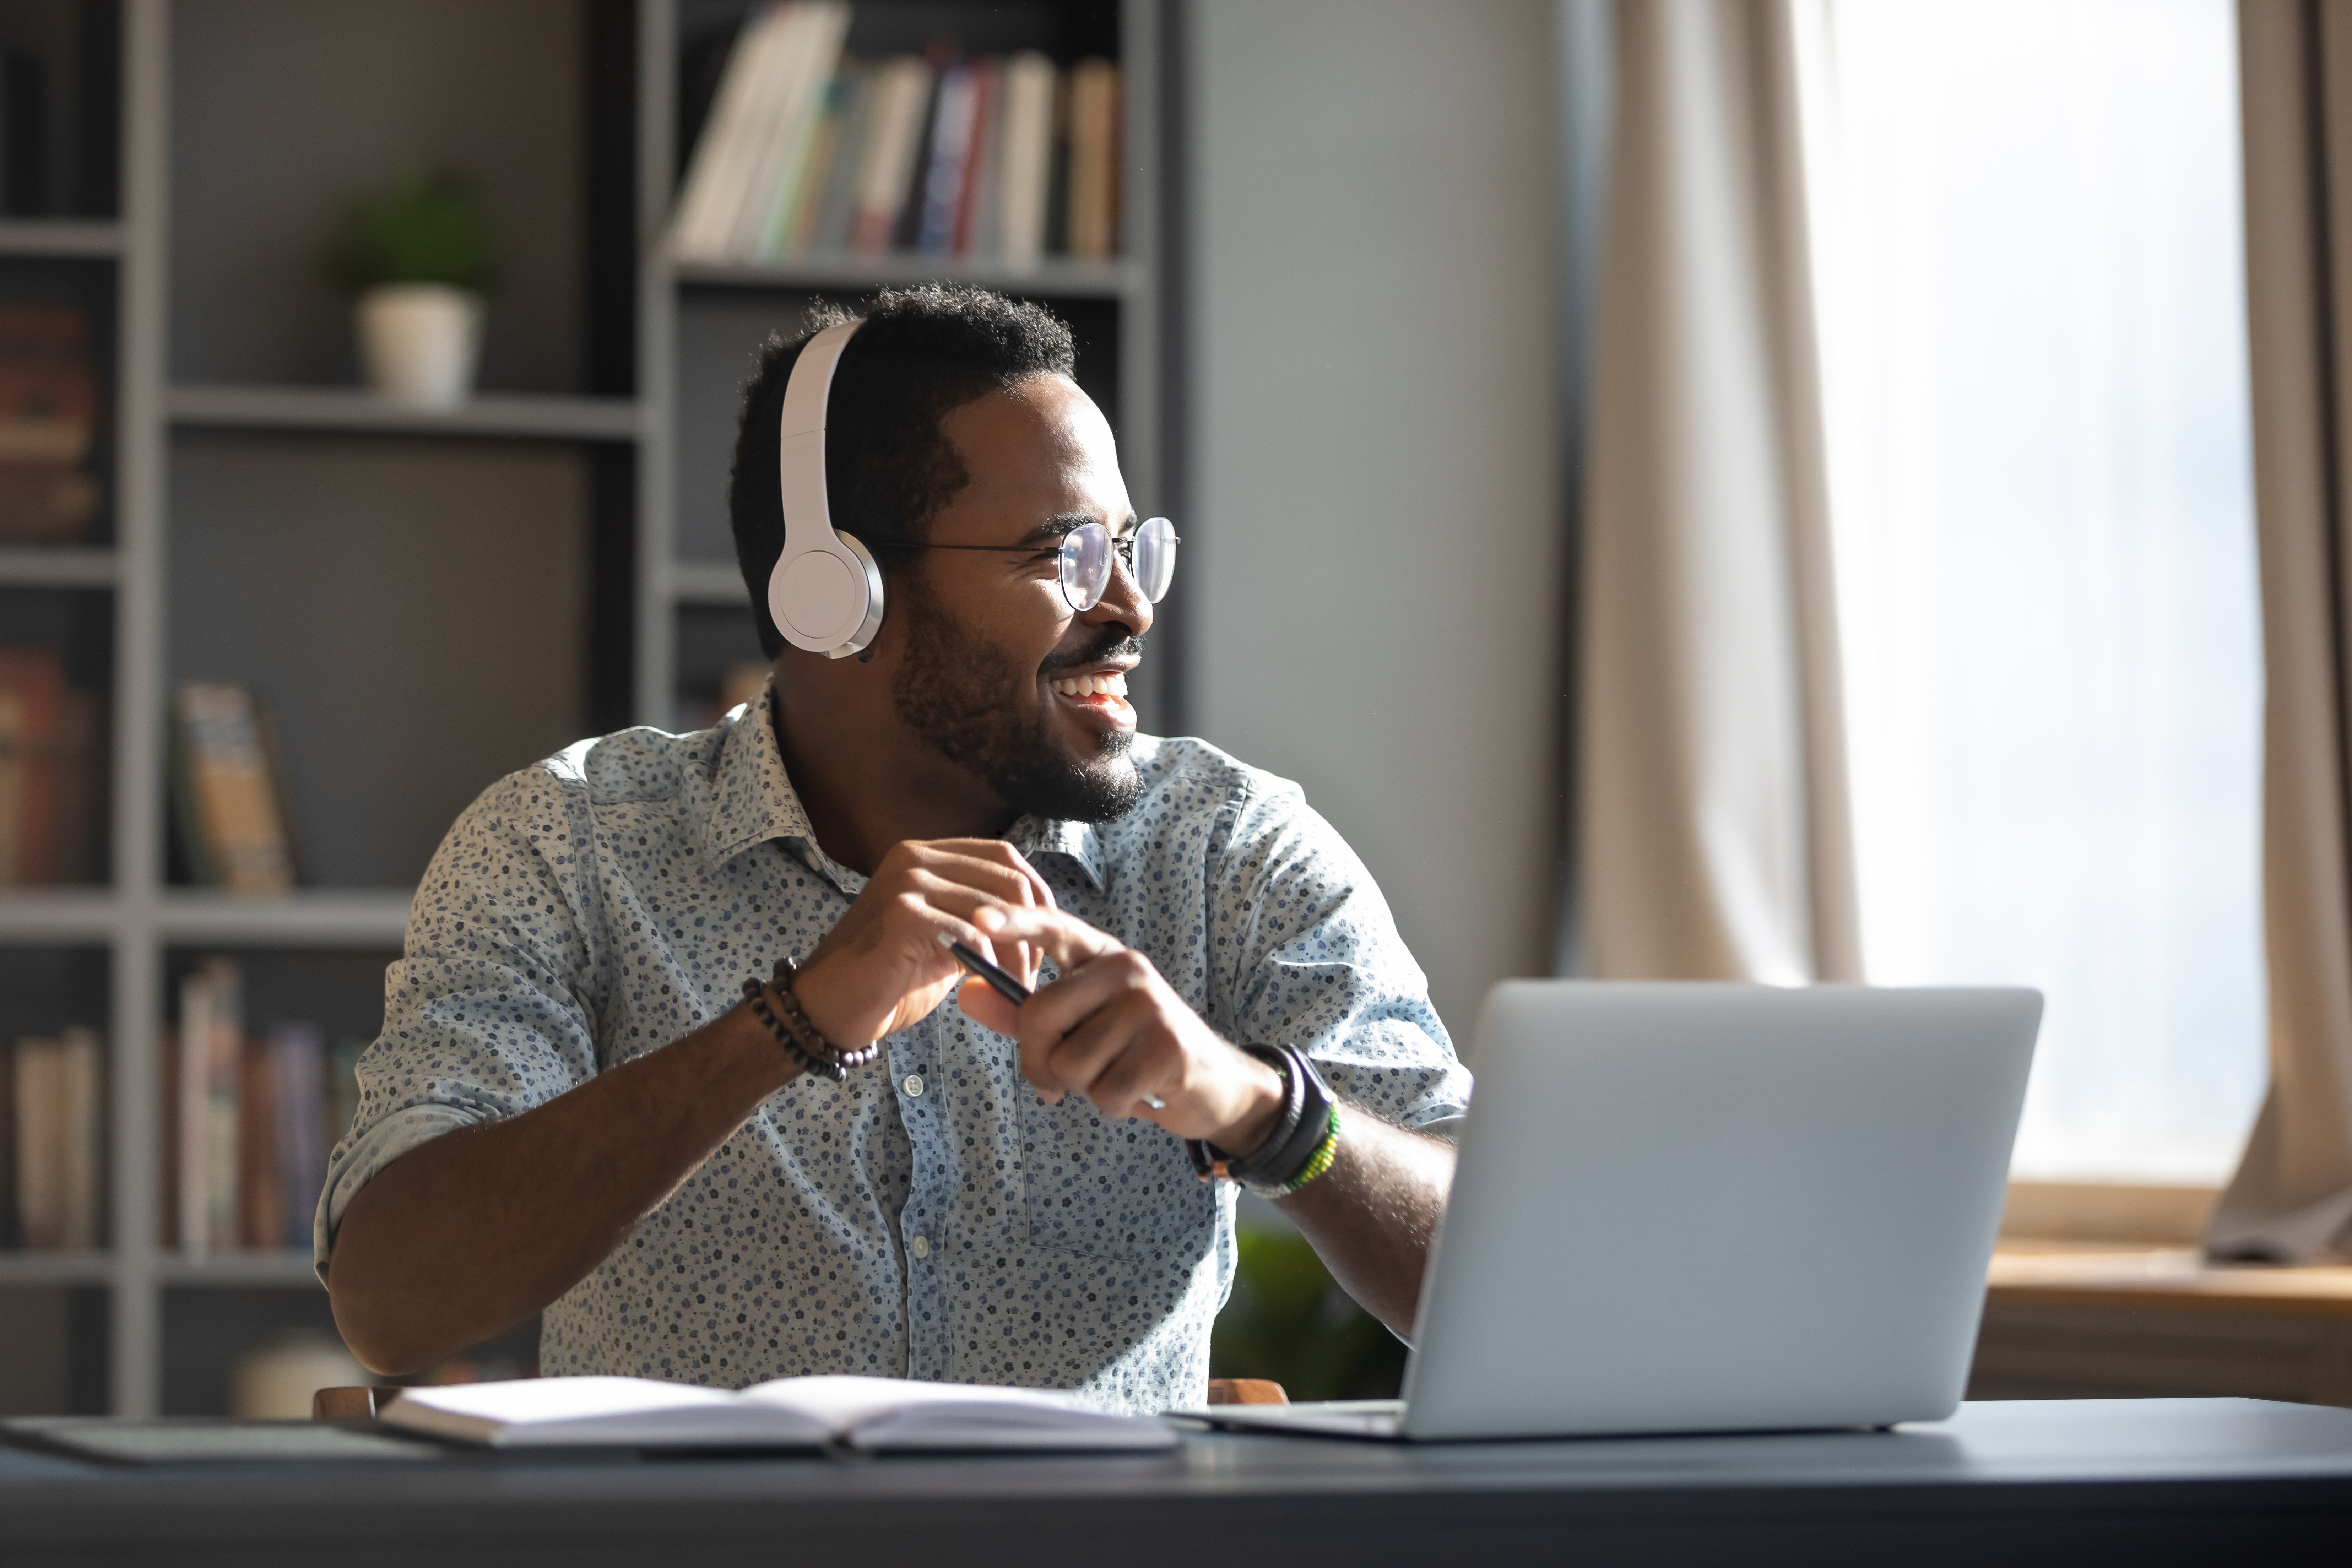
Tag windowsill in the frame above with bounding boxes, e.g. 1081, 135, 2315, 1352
1989, 1243, 2352, 1316
1998, 1180, 2220, 1247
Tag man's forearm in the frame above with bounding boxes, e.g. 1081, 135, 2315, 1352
327, 1007, 798, 1376
1277, 1111, 1456, 1338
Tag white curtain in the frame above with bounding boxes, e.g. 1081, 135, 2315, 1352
1576, 0, 1859, 982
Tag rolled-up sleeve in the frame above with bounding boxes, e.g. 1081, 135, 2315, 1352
1205, 780, 1473, 1131
313, 764, 608, 1283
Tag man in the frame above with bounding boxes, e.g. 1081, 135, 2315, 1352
320, 286, 1467, 1412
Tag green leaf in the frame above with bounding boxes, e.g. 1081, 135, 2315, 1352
319, 168, 496, 293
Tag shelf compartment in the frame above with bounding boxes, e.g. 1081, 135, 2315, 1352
157, 889, 412, 947
0, 546, 114, 587
673, 255, 1139, 300
0, 222, 123, 259
167, 386, 646, 443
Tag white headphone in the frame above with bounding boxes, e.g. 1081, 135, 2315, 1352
768, 320, 885, 658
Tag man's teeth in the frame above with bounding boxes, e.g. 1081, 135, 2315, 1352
1050, 671, 1129, 698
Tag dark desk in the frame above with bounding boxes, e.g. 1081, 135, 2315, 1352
2, 1398, 2350, 1567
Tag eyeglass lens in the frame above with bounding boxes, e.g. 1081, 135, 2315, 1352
1058, 518, 1179, 612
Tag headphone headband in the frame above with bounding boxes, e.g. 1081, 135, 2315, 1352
769, 320, 884, 658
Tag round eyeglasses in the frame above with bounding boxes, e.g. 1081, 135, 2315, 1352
886, 517, 1179, 613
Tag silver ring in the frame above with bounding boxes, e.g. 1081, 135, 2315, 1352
1142, 1094, 1166, 1112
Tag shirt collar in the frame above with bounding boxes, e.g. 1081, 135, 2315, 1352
1009, 813, 1109, 892
701, 681, 1109, 894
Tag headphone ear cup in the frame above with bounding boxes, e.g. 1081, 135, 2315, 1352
768, 541, 883, 658
836, 531, 885, 655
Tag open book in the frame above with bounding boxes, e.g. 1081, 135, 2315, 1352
381, 1375, 1178, 1452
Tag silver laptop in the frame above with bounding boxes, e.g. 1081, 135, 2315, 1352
1201, 981, 2039, 1441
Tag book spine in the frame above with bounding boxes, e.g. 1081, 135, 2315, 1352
203, 959, 242, 1252
744, 4, 852, 261
777, 71, 849, 260
239, 1033, 280, 1250
811, 67, 876, 254
670, 4, 796, 260
177, 684, 293, 896
0, 303, 97, 546
0, 685, 25, 886
1045, 67, 1073, 257
963, 59, 1007, 259
177, 969, 211, 1257
57, 1026, 97, 1250
997, 54, 1055, 270
0, 649, 62, 885
892, 67, 945, 251
709, 5, 808, 259
49, 687, 95, 884
917, 63, 980, 256
1067, 60, 1121, 260
853, 59, 934, 255
157, 1023, 177, 1249
15, 1036, 59, 1249
270, 1023, 325, 1250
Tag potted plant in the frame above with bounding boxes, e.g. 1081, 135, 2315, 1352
320, 169, 495, 409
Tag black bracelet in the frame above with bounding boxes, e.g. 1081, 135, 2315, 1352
1188, 1045, 1334, 1193
743, 977, 843, 1082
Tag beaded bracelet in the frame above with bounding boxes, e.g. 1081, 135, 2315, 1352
1280, 1105, 1342, 1195
741, 954, 880, 1083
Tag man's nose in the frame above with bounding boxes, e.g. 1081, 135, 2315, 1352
1086, 555, 1154, 639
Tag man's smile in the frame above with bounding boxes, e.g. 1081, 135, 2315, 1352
1047, 666, 1135, 729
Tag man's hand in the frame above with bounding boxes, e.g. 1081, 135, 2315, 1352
787, 839, 1057, 1048
957, 902, 1286, 1159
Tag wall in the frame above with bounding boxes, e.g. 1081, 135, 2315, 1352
1187, 0, 1563, 1053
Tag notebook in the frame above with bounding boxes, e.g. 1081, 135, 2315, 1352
382, 1374, 1177, 1452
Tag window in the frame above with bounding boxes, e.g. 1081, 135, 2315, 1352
1799, 0, 2264, 1183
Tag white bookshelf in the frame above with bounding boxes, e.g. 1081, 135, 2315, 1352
1, 0, 1171, 1417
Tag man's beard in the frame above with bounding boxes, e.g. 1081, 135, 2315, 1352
890, 580, 1143, 823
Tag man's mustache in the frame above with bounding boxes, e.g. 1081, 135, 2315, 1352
1040, 632, 1144, 676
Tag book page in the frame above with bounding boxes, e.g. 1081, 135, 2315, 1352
385, 1376, 836, 1448
738, 1375, 1177, 1450
396, 1376, 736, 1427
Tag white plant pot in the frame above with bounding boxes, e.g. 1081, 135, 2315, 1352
356, 284, 484, 409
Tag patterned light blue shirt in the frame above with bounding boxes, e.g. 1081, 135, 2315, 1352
314, 685, 1470, 1414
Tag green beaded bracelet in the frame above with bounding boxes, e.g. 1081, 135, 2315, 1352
1280, 1105, 1342, 1194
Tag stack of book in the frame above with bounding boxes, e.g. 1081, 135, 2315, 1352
671, 2, 1122, 268
0, 303, 101, 545
166, 958, 365, 1255
0, 1026, 102, 1250
0, 643, 99, 887
169, 682, 296, 896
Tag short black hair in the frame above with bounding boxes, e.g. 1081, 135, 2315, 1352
729, 284, 1079, 658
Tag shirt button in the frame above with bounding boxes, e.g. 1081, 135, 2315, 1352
909, 1235, 931, 1259
902, 1073, 925, 1097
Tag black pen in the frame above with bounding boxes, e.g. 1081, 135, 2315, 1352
947, 938, 1031, 1006
944, 937, 1166, 1111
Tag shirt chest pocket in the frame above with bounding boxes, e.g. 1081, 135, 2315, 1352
1021, 1093, 1214, 1260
